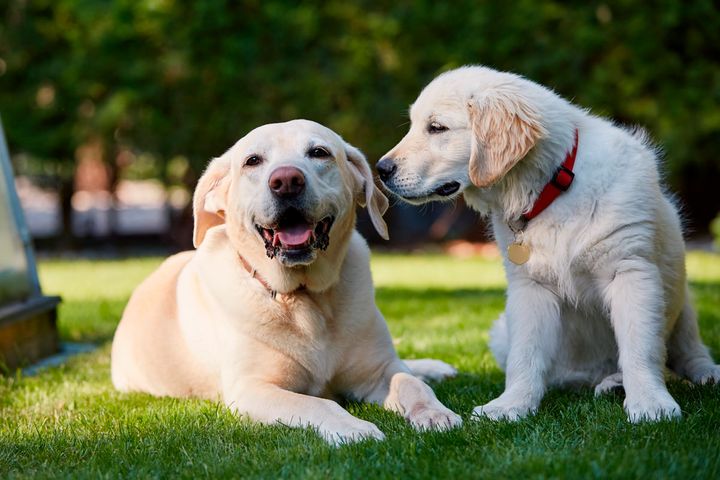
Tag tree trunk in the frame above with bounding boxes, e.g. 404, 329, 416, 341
106, 148, 120, 242
58, 177, 74, 250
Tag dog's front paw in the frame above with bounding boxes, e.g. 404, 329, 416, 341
319, 418, 385, 446
407, 404, 462, 432
403, 359, 458, 382
624, 392, 681, 423
471, 396, 536, 422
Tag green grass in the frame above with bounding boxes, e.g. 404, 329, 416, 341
2, 251, 720, 479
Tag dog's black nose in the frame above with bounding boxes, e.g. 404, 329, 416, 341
376, 157, 397, 182
269, 166, 305, 198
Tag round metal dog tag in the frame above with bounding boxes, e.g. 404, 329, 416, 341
508, 243, 530, 265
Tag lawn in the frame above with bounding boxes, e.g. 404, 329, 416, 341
2, 251, 720, 479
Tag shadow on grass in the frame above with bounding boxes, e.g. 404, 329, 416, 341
55, 287, 509, 345
57, 280, 717, 350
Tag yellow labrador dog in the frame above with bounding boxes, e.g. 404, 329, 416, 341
111, 120, 461, 445
378, 66, 720, 423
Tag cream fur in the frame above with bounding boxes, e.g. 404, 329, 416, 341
380, 66, 720, 423
111, 120, 460, 445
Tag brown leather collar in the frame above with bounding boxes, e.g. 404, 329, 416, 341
237, 252, 305, 299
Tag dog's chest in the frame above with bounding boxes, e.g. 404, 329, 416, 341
250, 292, 341, 394
497, 218, 605, 304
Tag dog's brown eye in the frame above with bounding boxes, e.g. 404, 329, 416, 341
308, 146, 331, 158
427, 122, 448, 134
245, 155, 262, 167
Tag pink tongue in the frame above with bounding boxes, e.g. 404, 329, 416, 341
274, 224, 313, 247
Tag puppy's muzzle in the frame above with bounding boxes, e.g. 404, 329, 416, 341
376, 156, 460, 199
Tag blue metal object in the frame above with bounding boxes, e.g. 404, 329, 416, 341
0, 116, 40, 297
0, 116, 61, 371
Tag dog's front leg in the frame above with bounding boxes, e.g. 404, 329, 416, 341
473, 279, 561, 421
223, 380, 384, 446
364, 359, 462, 431
604, 258, 681, 422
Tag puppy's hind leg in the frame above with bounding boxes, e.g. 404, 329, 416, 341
604, 258, 681, 422
668, 287, 720, 385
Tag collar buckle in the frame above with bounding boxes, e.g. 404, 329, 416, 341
551, 164, 575, 192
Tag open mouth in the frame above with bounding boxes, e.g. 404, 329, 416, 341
433, 181, 461, 197
255, 208, 334, 260
391, 181, 462, 203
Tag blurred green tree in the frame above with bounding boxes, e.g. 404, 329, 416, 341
1, 0, 719, 242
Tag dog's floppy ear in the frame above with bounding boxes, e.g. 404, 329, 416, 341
192, 156, 231, 248
468, 89, 546, 187
344, 142, 389, 240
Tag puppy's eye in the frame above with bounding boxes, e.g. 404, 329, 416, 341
308, 146, 331, 158
244, 155, 262, 167
427, 122, 448, 134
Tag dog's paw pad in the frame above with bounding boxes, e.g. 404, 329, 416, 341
321, 419, 385, 446
408, 405, 462, 432
471, 401, 533, 422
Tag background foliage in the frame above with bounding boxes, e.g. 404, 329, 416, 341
1, 0, 719, 235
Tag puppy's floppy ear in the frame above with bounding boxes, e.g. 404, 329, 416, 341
192, 156, 231, 248
468, 89, 547, 187
344, 142, 389, 240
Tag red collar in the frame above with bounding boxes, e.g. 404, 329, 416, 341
521, 129, 579, 222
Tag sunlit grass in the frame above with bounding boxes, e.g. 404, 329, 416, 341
1, 251, 719, 478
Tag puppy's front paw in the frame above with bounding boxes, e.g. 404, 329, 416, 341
471, 396, 536, 422
320, 418, 385, 446
624, 392, 681, 423
403, 359, 458, 382
407, 403, 462, 432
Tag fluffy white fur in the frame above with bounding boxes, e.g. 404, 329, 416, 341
380, 66, 720, 422
111, 120, 461, 445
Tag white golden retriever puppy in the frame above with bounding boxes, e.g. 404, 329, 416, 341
377, 66, 720, 422
112, 120, 461, 445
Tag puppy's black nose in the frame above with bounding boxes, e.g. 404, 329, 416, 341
269, 166, 305, 198
376, 157, 397, 182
